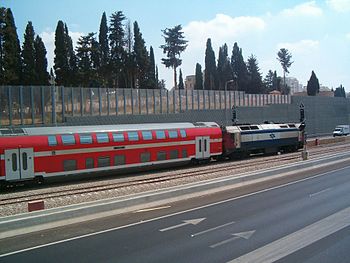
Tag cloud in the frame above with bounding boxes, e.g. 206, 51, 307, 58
280, 1, 323, 17
346, 32, 350, 40
327, 0, 350, 12
183, 14, 265, 49
277, 40, 319, 54
40, 29, 84, 71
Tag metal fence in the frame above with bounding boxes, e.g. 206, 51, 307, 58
0, 86, 291, 126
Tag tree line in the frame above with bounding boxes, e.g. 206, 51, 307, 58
0, 7, 346, 97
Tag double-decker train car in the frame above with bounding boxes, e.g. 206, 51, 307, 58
222, 122, 304, 158
0, 122, 222, 185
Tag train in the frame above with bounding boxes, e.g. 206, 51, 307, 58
0, 122, 305, 186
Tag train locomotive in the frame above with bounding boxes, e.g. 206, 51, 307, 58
0, 122, 304, 186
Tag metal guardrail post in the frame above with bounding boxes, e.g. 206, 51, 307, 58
166, 89, 169, 114
98, 87, 102, 116
30, 86, 34, 124
41, 87, 45, 124
123, 88, 126, 114
89, 87, 93, 115
80, 87, 83, 116
51, 86, 56, 125
8, 87, 12, 126
19, 86, 23, 125
107, 87, 110, 115
61, 86, 65, 122
71, 87, 74, 116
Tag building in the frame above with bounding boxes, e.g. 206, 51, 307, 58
285, 77, 303, 94
185, 75, 195, 90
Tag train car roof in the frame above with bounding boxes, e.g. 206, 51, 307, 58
0, 122, 220, 136
225, 123, 298, 133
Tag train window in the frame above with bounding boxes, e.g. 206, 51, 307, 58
96, 133, 109, 143
113, 133, 124, 142
168, 130, 178, 139
180, 130, 187, 138
182, 149, 187, 158
86, 158, 94, 169
155, 130, 166, 139
170, 150, 179, 159
114, 155, 125, 165
98, 156, 110, 167
141, 131, 153, 140
79, 134, 92, 144
48, 135, 57, 146
22, 152, 28, 171
157, 151, 167, 161
288, 124, 296, 128
250, 126, 259, 130
12, 153, 17, 172
63, 160, 77, 171
140, 152, 151, 163
61, 135, 76, 145
240, 126, 250, 130
128, 131, 139, 141
280, 125, 288, 128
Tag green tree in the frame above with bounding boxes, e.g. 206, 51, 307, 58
133, 21, 149, 88
277, 48, 293, 89
2, 8, 22, 85
34, 35, 49, 85
204, 38, 217, 90
306, 70, 320, 96
65, 24, 78, 86
178, 69, 184, 89
194, 63, 203, 90
160, 24, 188, 89
263, 70, 274, 93
0, 7, 5, 84
217, 43, 233, 90
334, 84, 346, 98
246, 54, 263, 94
109, 11, 126, 88
148, 46, 156, 88
98, 12, 109, 86
124, 20, 134, 89
21, 21, 36, 85
54, 20, 68, 86
231, 42, 248, 92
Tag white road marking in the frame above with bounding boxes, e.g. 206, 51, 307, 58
228, 206, 350, 263
210, 230, 255, 248
159, 218, 206, 232
309, 187, 332, 197
1, 166, 349, 258
191, 221, 236, 237
134, 206, 171, 213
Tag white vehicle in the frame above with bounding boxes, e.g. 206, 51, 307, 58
333, 125, 350, 137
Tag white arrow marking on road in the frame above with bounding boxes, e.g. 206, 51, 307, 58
191, 221, 236, 237
210, 230, 256, 248
159, 218, 206, 232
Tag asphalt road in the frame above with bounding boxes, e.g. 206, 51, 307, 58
1, 164, 350, 263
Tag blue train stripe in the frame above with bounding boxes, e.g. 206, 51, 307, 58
241, 128, 299, 135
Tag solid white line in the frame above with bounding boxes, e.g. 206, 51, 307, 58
227, 206, 350, 263
1, 165, 349, 258
134, 206, 171, 213
210, 236, 239, 248
309, 187, 332, 197
191, 221, 236, 237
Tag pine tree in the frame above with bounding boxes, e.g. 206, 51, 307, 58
217, 43, 233, 90
22, 21, 36, 85
263, 70, 274, 93
231, 42, 248, 92
246, 54, 263, 94
65, 24, 78, 86
34, 35, 49, 85
98, 12, 109, 86
194, 63, 203, 90
204, 38, 217, 90
178, 69, 184, 89
54, 20, 68, 86
124, 20, 134, 89
307, 70, 320, 96
334, 85, 346, 98
277, 48, 293, 89
160, 24, 188, 89
109, 11, 126, 88
133, 21, 149, 88
2, 8, 22, 85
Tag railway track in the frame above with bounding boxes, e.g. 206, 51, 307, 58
1, 142, 349, 210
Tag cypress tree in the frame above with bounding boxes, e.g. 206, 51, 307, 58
124, 20, 134, 89
54, 20, 68, 86
22, 21, 36, 85
133, 21, 149, 88
65, 24, 78, 86
334, 85, 346, 98
217, 43, 233, 90
194, 63, 203, 90
178, 69, 184, 89
307, 70, 320, 96
2, 8, 22, 85
0, 7, 5, 84
98, 12, 109, 86
148, 46, 156, 88
263, 70, 274, 93
109, 11, 126, 88
34, 35, 49, 85
160, 24, 188, 89
231, 42, 248, 92
204, 38, 217, 90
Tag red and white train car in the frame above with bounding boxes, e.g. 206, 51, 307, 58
0, 122, 222, 184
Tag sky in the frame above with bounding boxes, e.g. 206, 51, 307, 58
3, 0, 350, 91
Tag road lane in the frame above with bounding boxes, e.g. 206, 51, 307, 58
1, 165, 350, 262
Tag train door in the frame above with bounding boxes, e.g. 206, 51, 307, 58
195, 136, 210, 159
4, 148, 34, 181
